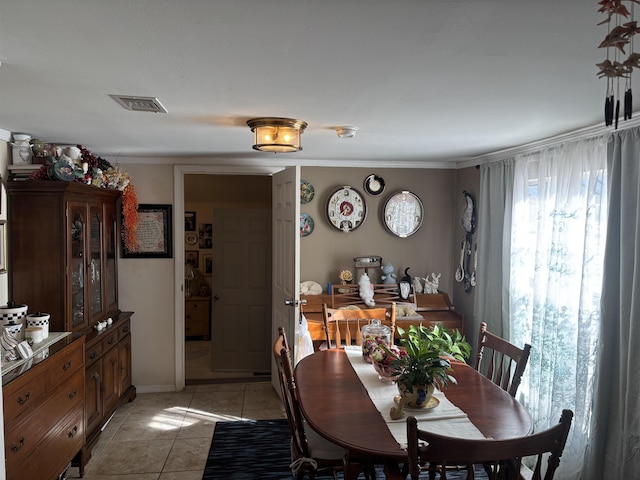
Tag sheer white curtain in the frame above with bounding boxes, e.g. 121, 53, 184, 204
507, 136, 608, 479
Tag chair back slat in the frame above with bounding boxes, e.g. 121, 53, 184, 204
475, 322, 531, 397
406, 409, 573, 480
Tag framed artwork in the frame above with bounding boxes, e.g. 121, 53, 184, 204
122, 204, 173, 258
185, 211, 196, 231
0, 221, 6, 273
203, 254, 213, 276
199, 223, 212, 249
185, 250, 199, 268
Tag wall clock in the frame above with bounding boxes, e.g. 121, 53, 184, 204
383, 190, 424, 238
326, 186, 367, 232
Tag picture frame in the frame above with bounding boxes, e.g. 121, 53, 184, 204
199, 223, 212, 249
185, 211, 196, 231
203, 253, 213, 276
0, 221, 6, 273
122, 204, 173, 258
186, 250, 199, 268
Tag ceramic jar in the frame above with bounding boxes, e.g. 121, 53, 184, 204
0, 302, 28, 340
11, 134, 33, 165
27, 312, 50, 339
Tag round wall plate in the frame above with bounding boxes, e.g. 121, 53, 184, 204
383, 190, 424, 237
364, 174, 385, 195
300, 180, 315, 204
300, 213, 314, 237
185, 232, 198, 245
326, 186, 367, 232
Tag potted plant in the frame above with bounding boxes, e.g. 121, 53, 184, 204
385, 324, 471, 407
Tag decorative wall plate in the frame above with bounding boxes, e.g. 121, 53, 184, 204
300, 213, 314, 237
326, 186, 367, 232
300, 180, 315, 204
383, 191, 424, 237
364, 174, 385, 195
185, 232, 198, 245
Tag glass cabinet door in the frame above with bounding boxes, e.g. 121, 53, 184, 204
105, 203, 118, 313
89, 205, 104, 320
69, 204, 87, 330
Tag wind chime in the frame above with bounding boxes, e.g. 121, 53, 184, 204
597, 0, 640, 128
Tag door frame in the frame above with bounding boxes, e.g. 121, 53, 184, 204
173, 164, 283, 391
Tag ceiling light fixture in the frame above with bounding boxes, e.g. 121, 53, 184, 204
247, 117, 308, 153
333, 126, 359, 138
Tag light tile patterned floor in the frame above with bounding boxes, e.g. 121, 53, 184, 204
67, 381, 285, 479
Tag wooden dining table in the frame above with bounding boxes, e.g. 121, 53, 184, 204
294, 349, 533, 480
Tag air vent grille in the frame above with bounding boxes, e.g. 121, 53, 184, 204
110, 95, 168, 113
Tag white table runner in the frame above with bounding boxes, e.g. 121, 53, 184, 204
344, 346, 485, 447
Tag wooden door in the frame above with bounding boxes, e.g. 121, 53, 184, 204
118, 335, 132, 395
85, 360, 103, 434
102, 346, 120, 414
211, 208, 272, 373
271, 167, 300, 391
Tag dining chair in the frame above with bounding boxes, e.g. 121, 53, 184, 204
406, 409, 574, 480
273, 327, 376, 480
475, 322, 531, 397
321, 303, 396, 349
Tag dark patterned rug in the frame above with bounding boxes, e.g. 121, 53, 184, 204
203, 419, 488, 479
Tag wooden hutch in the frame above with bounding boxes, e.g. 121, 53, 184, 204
4, 181, 136, 479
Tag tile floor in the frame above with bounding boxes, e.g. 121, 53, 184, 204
67, 380, 285, 479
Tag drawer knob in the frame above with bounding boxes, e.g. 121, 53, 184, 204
68, 425, 79, 438
62, 360, 73, 371
122, 326, 130, 334
11, 437, 24, 453
17, 391, 30, 405
89, 351, 98, 360
68, 388, 78, 400
107, 337, 115, 345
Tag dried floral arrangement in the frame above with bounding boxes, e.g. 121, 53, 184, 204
29, 144, 139, 252
597, 0, 640, 127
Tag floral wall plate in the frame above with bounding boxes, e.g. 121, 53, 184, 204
300, 213, 314, 237
185, 232, 198, 245
300, 180, 315, 204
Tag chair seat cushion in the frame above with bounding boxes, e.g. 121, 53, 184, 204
304, 421, 346, 460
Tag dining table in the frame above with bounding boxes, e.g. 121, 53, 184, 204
294, 347, 533, 480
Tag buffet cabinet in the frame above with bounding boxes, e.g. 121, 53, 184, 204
6, 181, 136, 478
2, 336, 85, 480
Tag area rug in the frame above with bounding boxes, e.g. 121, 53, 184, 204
203, 419, 489, 479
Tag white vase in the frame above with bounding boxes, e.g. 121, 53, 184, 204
12, 134, 32, 165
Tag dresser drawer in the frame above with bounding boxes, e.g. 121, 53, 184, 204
85, 339, 103, 368
5, 369, 84, 474
102, 330, 119, 352
44, 337, 84, 392
2, 374, 46, 431
119, 318, 131, 338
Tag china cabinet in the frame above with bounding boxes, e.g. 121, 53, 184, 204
6, 181, 136, 478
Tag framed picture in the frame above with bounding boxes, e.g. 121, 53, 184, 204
122, 204, 173, 258
186, 250, 199, 268
203, 253, 213, 276
0, 221, 6, 273
199, 223, 213, 249
185, 211, 196, 231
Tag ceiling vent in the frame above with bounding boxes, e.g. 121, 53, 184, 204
109, 95, 168, 113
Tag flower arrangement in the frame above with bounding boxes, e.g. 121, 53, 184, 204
29, 144, 139, 252
384, 324, 471, 392
364, 338, 408, 381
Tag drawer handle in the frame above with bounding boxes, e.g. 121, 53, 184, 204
68, 425, 79, 438
11, 437, 24, 453
62, 360, 73, 371
17, 391, 30, 405
107, 337, 115, 345
89, 351, 98, 360
68, 388, 78, 400
122, 326, 130, 334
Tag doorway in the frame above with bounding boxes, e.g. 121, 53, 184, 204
182, 173, 273, 384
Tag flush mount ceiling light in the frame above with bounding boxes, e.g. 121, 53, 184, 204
333, 126, 359, 138
247, 117, 308, 152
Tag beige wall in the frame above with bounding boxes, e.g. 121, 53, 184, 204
299, 167, 458, 295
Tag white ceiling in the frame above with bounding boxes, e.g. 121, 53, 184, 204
0, 0, 619, 168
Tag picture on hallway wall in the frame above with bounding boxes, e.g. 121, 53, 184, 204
186, 250, 199, 268
185, 211, 196, 231
199, 223, 212, 249
203, 254, 212, 276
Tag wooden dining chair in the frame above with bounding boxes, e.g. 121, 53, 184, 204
273, 327, 345, 479
406, 409, 574, 480
475, 322, 531, 397
321, 303, 396, 349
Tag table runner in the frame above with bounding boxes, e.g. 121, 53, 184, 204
344, 347, 485, 447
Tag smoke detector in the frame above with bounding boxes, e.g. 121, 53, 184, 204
109, 95, 168, 113
333, 126, 359, 138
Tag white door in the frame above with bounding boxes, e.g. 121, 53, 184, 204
271, 167, 300, 392
211, 208, 272, 373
